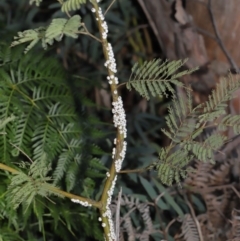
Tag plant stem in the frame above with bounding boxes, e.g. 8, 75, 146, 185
91, 1, 127, 240
0, 162, 101, 208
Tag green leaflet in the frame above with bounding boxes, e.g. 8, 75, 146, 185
11, 15, 81, 53
201, 75, 240, 122
127, 66, 240, 186
61, 0, 87, 12
0, 43, 105, 205
218, 114, 240, 134
127, 59, 197, 100
11, 27, 47, 54
45, 15, 81, 43
0, 227, 24, 241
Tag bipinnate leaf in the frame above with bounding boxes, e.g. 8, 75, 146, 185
45, 15, 81, 44
11, 15, 81, 53
127, 59, 198, 100
61, 0, 87, 12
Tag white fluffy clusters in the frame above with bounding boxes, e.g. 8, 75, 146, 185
107, 75, 118, 85
105, 43, 117, 73
91, 4, 127, 241
112, 97, 127, 138
71, 199, 92, 207
92, 6, 108, 39
96, 8, 108, 39
112, 147, 115, 158
115, 141, 127, 172
102, 175, 117, 240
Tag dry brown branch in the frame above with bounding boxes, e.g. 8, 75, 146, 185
207, 0, 238, 71
185, 196, 204, 241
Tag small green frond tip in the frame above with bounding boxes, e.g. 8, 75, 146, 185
127, 58, 198, 100
61, 0, 87, 13
10, 15, 81, 54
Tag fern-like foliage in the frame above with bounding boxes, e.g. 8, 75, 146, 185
180, 214, 200, 241
218, 114, 240, 134
126, 59, 198, 100
161, 88, 196, 144
0, 43, 106, 199
61, 0, 87, 13
198, 74, 240, 123
111, 195, 158, 241
45, 15, 81, 43
0, 227, 24, 241
0, 115, 15, 134
156, 148, 193, 186
11, 15, 81, 53
6, 161, 60, 210
130, 59, 240, 186
228, 209, 240, 241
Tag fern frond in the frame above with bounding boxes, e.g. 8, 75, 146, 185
229, 209, 240, 240
11, 27, 46, 54
0, 115, 15, 132
61, 0, 87, 12
11, 15, 81, 53
10, 111, 35, 157
65, 162, 78, 191
32, 199, 45, 232
82, 177, 95, 198
198, 74, 240, 123
45, 15, 81, 44
6, 163, 60, 210
85, 158, 108, 178
127, 59, 197, 100
0, 44, 87, 188
218, 114, 240, 134
156, 148, 192, 186
53, 138, 82, 185
181, 214, 200, 241
0, 227, 24, 241
111, 195, 156, 241
7, 172, 41, 209
161, 89, 198, 143
182, 133, 226, 163
0, 45, 11, 65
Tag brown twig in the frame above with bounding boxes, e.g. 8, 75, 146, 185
207, 0, 238, 72
164, 218, 180, 240
137, 0, 165, 56
154, 192, 167, 240
78, 23, 102, 42
0, 162, 102, 208
104, 0, 116, 16
195, 27, 216, 40
185, 195, 204, 241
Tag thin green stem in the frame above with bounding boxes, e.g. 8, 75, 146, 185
91, 0, 127, 240
0, 162, 102, 209
104, 0, 116, 16
78, 23, 102, 42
